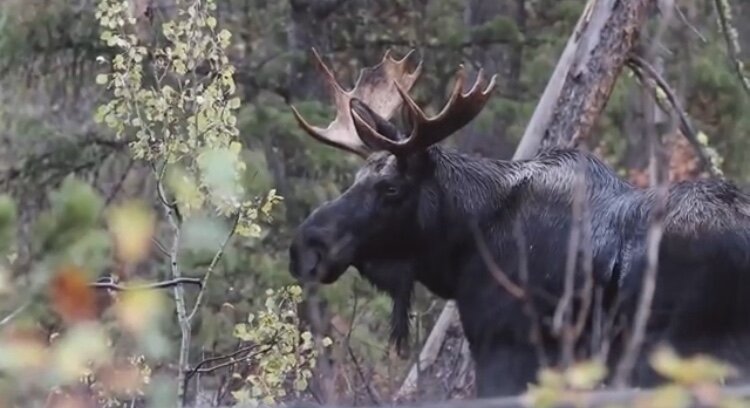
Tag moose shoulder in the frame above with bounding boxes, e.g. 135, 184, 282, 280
287, 49, 750, 397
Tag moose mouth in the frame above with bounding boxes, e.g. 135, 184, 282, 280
290, 245, 350, 285
311, 258, 349, 284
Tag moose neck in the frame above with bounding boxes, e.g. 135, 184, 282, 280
411, 146, 528, 298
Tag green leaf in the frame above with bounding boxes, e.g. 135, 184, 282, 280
228, 97, 241, 110
0, 195, 17, 254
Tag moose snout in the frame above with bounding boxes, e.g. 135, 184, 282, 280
289, 227, 330, 282
289, 222, 354, 285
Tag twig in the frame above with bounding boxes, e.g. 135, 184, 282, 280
613, 42, 671, 387
346, 334, 381, 405
674, 3, 707, 43
626, 55, 722, 178
187, 211, 241, 321
0, 300, 31, 327
572, 168, 595, 345
151, 236, 171, 257
512, 221, 549, 368
89, 277, 202, 291
468, 223, 525, 299
154, 162, 179, 210
186, 343, 272, 382
104, 157, 134, 206
713, 0, 750, 97
553, 158, 586, 367
193, 346, 273, 375
612, 192, 667, 389
344, 294, 382, 405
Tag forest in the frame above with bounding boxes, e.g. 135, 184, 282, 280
0, 0, 750, 407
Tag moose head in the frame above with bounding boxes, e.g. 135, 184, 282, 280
288, 49, 496, 288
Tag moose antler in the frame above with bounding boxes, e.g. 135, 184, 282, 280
351, 65, 497, 156
290, 48, 423, 157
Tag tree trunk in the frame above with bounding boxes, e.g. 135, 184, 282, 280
395, 0, 655, 401
543, 0, 655, 148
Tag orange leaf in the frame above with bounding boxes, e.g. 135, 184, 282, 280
49, 266, 96, 323
97, 363, 145, 395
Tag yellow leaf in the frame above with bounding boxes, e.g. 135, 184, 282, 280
650, 347, 737, 385
565, 360, 607, 390
641, 384, 692, 408
51, 323, 110, 383
115, 288, 167, 334
107, 201, 155, 264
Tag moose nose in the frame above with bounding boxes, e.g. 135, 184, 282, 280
289, 228, 329, 282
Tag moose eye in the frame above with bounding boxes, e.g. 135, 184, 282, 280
380, 183, 400, 198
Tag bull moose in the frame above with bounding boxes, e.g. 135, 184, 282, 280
287, 49, 750, 397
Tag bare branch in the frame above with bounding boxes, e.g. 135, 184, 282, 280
104, 158, 135, 206
469, 223, 525, 300
713, 0, 750, 97
613, 26, 671, 384
674, 3, 707, 43
511, 221, 549, 368
553, 158, 586, 367
344, 294, 382, 405
151, 236, 171, 257
89, 277, 202, 291
187, 211, 241, 321
0, 300, 31, 328
626, 55, 722, 178
186, 343, 274, 382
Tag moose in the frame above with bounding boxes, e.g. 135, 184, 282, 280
287, 49, 750, 397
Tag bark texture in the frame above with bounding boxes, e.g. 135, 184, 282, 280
544, 0, 655, 148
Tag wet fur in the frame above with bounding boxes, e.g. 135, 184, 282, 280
358, 146, 750, 396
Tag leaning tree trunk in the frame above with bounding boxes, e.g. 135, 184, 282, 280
394, 0, 655, 401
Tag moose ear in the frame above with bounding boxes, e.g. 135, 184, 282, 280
351, 98, 405, 146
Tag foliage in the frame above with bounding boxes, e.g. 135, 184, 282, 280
93, 0, 281, 231
0, 181, 167, 407
231, 285, 332, 406
525, 348, 749, 408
